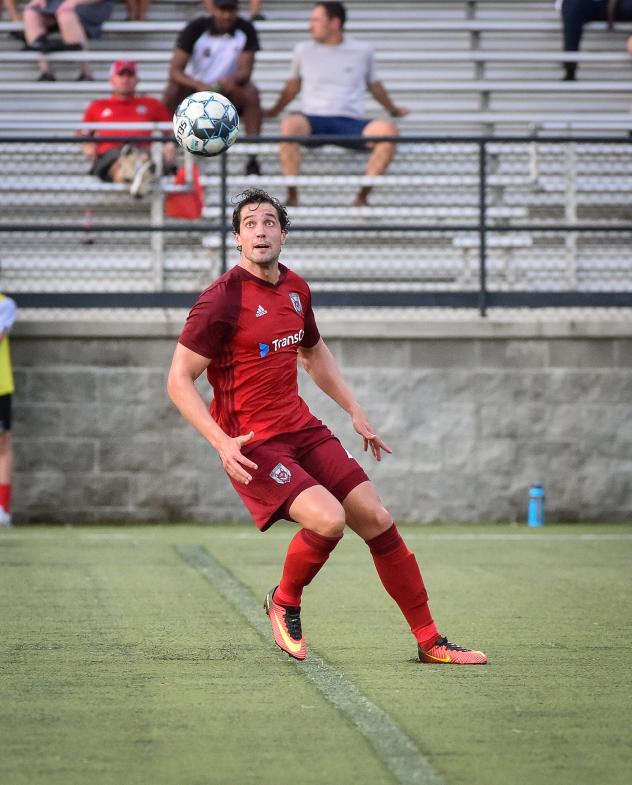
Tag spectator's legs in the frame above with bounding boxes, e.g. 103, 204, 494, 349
23, 3, 47, 45
355, 119, 399, 207
126, 0, 150, 20
280, 113, 310, 206
227, 83, 263, 175
56, 2, 91, 79
562, 0, 607, 80
162, 82, 190, 115
23, 6, 56, 78
229, 82, 262, 136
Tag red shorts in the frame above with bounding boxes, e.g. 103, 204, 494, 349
229, 418, 369, 531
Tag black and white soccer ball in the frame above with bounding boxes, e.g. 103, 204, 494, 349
173, 91, 239, 157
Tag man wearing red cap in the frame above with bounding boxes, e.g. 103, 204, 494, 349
81, 60, 177, 197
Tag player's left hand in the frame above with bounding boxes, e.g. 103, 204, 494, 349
351, 408, 392, 462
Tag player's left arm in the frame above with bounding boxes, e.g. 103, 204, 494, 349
367, 80, 409, 118
298, 338, 392, 461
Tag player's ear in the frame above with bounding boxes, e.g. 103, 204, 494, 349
280, 230, 287, 246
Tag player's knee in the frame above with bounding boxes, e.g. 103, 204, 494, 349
369, 505, 392, 536
315, 509, 346, 539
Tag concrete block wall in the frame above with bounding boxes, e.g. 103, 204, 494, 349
10, 318, 632, 524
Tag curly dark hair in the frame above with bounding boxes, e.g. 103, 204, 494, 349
231, 188, 291, 235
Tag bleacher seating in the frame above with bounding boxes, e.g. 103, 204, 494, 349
0, 0, 631, 295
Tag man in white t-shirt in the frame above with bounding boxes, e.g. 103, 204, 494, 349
264, 1, 408, 206
163, 0, 262, 174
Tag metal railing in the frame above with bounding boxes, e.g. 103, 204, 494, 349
1, 131, 631, 316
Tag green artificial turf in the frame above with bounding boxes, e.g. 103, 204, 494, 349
1, 523, 630, 785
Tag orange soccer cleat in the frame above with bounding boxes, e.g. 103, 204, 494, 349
264, 587, 307, 661
418, 636, 488, 665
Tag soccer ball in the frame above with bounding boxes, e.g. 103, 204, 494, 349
172, 91, 239, 157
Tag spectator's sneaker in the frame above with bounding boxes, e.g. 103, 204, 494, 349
264, 587, 307, 660
0, 507, 13, 528
418, 636, 487, 665
37, 72, 56, 82
130, 159, 156, 198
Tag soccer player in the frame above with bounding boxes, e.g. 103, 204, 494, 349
167, 188, 487, 665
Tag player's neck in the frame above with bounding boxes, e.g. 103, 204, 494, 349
239, 259, 281, 284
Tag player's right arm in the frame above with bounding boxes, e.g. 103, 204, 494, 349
167, 343, 258, 484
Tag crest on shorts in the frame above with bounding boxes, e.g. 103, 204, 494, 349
270, 463, 292, 484
289, 292, 303, 315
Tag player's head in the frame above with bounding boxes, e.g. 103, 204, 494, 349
232, 189, 290, 235
109, 59, 138, 96
208, 0, 239, 32
311, 2, 346, 41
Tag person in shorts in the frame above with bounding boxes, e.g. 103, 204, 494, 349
264, 2, 409, 207
81, 60, 176, 198
0, 293, 16, 528
167, 187, 487, 666
23, 0, 115, 81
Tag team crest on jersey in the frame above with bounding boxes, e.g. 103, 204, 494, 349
270, 463, 292, 484
289, 292, 303, 315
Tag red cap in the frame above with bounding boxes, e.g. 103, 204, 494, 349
110, 59, 137, 77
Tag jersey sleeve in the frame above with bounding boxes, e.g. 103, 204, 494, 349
176, 17, 207, 54
301, 286, 320, 348
178, 281, 239, 361
238, 19, 260, 52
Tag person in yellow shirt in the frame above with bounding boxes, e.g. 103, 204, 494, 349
0, 294, 16, 527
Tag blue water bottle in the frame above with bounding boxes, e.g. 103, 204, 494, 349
528, 484, 545, 527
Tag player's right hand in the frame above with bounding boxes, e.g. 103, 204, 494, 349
217, 431, 258, 485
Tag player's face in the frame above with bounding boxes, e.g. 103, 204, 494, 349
236, 203, 286, 270
310, 5, 336, 42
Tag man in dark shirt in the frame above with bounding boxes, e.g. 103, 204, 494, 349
163, 0, 262, 174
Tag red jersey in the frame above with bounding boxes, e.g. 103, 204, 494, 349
179, 263, 321, 444
82, 95, 172, 156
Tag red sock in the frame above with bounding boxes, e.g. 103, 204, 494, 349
275, 529, 342, 608
367, 523, 439, 650
0, 484, 11, 513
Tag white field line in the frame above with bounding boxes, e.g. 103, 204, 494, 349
176, 543, 444, 785
3, 530, 631, 543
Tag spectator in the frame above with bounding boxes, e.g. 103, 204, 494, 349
23, 0, 114, 81
264, 1, 408, 207
0, 293, 16, 529
125, 0, 149, 21
163, 0, 263, 175
81, 60, 177, 198
249, 0, 264, 20
557, 0, 632, 80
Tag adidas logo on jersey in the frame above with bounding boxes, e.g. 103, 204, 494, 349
256, 305, 267, 318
